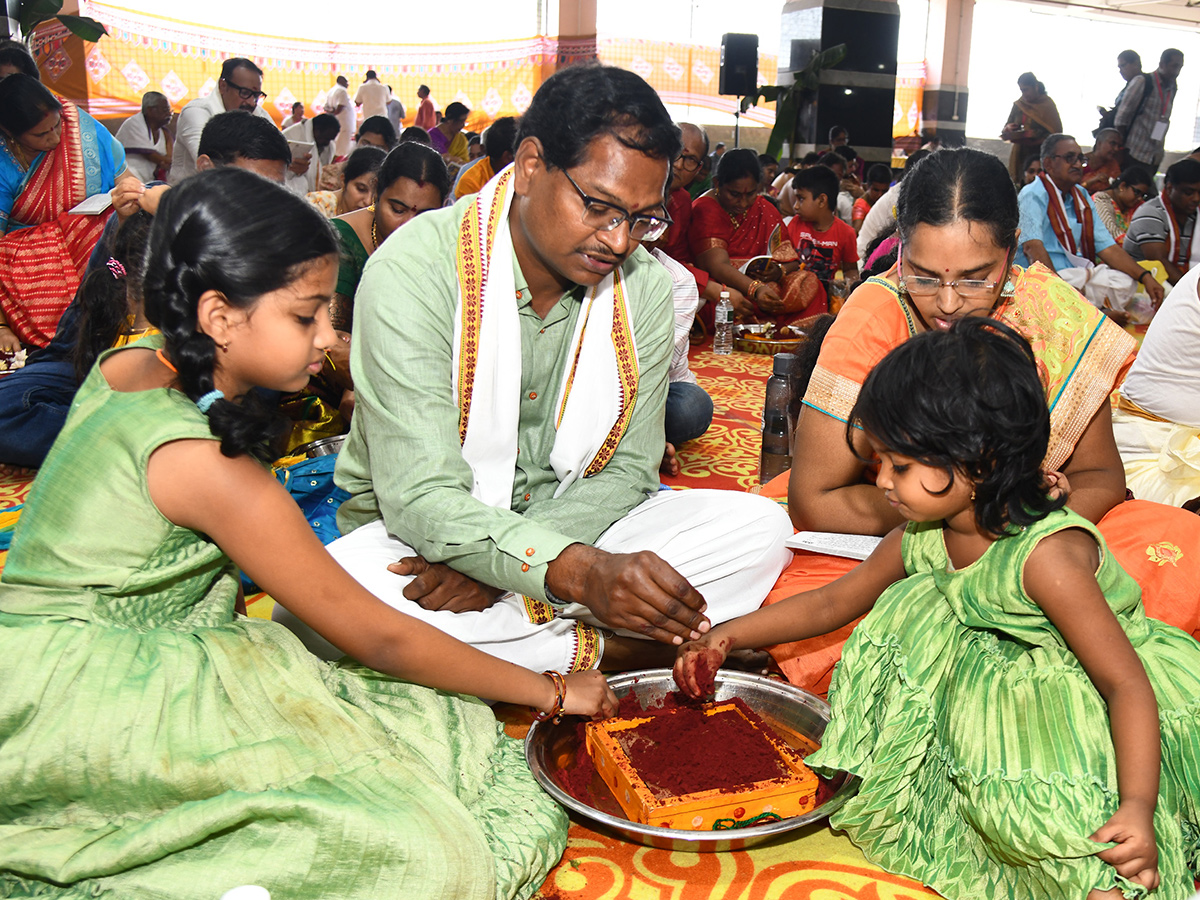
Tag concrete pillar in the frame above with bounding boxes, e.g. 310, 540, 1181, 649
921, 0, 972, 146
543, 0, 598, 71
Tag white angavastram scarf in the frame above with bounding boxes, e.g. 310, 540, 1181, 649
451, 164, 639, 508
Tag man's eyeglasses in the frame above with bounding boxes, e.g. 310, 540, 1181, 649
1049, 152, 1088, 166
222, 78, 267, 101
897, 246, 1013, 300
675, 153, 704, 173
561, 168, 672, 242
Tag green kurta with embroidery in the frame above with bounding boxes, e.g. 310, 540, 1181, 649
807, 508, 1200, 899
0, 340, 567, 900
335, 195, 673, 603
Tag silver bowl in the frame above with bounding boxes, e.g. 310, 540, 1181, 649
294, 435, 345, 458
525, 668, 858, 852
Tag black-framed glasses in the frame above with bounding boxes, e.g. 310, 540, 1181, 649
675, 153, 703, 173
560, 168, 672, 242
898, 246, 1014, 300
222, 78, 267, 101
1049, 152, 1088, 166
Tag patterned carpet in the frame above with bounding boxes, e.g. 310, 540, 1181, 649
0, 341, 942, 900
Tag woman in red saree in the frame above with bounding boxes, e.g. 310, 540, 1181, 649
766, 149, 1200, 693
0, 75, 128, 348
688, 148, 820, 327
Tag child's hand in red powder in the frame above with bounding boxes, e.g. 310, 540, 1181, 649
563, 670, 620, 720
674, 635, 732, 699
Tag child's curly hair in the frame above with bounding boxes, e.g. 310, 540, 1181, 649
849, 317, 1066, 537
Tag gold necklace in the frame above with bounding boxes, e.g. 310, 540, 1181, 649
368, 204, 379, 251
4, 136, 31, 171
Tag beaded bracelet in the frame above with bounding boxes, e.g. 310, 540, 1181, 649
532, 670, 566, 723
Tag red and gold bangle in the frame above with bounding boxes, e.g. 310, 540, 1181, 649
532, 670, 566, 723
747, 279, 762, 300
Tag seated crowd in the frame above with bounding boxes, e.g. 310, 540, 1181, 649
0, 35, 1199, 900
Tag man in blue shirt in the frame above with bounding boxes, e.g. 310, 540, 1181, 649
1018, 133, 1163, 314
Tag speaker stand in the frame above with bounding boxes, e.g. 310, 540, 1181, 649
734, 97, 741, 149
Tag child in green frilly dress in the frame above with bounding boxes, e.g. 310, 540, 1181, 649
678, 318, 1200, 899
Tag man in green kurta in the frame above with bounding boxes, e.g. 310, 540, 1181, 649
280, 66, 792, 674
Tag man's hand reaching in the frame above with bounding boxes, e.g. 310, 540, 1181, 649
548, 544, 710, 645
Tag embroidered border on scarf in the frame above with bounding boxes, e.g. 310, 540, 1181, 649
995, 266, 1136, 470
584, 273, 638, 476
555, 293, 595, 429
454, 169, 509, 443
567, 622, 602, 672
522, 594, 557, 625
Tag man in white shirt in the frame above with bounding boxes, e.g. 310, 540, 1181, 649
324, 75, 355, 160
168, 58, 276, 185
355, 71, 389, 123
115, 91, 172, 183
282, 113, 340, 196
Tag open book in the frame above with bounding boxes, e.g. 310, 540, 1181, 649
69, 193, 113, 215
785, 531, 883, 560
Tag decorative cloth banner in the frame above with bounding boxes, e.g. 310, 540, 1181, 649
28, 2, 778, 133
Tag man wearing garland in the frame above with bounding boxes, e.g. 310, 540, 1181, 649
274, 65, 792, 673
1123, 158, 1200, 286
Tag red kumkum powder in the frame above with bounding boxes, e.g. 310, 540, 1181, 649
615, 697, 789, 799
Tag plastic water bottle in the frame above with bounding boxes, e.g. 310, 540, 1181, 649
713, 290, 734, 355
760, 353, 794, 483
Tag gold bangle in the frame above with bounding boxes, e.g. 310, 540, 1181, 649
747, 279, 761, 300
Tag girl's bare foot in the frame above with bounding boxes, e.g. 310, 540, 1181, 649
0, 463, 34, 480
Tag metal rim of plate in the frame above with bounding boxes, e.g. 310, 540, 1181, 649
525, 668, 859, 852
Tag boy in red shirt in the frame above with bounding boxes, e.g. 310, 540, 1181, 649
786, 165, 860, 314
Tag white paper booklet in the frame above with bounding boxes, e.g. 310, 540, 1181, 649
785, 531, 883, 560
69, 193, 113, 215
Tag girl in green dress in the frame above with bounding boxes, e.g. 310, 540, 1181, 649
676, 318, 1200, 899
0, 168, 617, 899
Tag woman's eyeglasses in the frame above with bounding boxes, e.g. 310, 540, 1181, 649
898, 246, 1013, 300
561, 168, 673, 242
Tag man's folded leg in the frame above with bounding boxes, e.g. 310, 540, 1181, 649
276, 492, 791, 673
586, 488, 793, 625
272, 519, 604, 675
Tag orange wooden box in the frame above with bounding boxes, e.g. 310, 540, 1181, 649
584, 700, 820, 831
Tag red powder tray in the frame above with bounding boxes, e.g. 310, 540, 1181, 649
585, 699, 819, 831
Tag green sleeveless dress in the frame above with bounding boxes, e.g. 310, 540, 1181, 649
807, 509, 1200, 899
0, 345, 566, 899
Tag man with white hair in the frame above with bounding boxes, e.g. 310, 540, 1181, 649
114, 90, 173, 182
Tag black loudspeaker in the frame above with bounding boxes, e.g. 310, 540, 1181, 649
719, 33, 759, 96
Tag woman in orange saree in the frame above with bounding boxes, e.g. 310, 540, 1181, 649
0, 76, 127, 348
767, 148, 1200, 693
689, 148, 820, 327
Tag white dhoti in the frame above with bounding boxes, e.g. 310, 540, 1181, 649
1113, 407, 1200, 508
1057, 265, 1150, 318
274, 489, 793, 672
